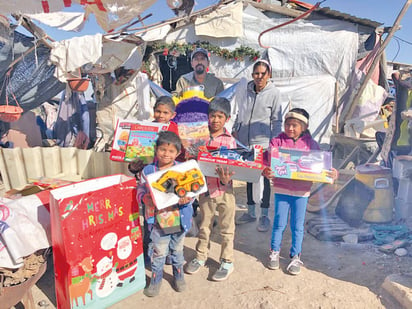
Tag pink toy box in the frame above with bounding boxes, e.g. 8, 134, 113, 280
270, 147, 333, 184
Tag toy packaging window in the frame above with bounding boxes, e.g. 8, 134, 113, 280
270, 148, 334, 184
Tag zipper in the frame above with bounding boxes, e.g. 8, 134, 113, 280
247, 93, 257, 146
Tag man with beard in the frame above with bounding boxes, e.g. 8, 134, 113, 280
173, 48, 224, 99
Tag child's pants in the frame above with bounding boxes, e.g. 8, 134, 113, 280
196, 188, 236, 263
149, 227, 185, 283
270, 193, 308, 257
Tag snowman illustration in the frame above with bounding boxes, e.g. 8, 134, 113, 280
95, 256, 119, 298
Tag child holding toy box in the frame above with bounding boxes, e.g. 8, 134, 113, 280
128, 95, 180, 176
136, 131, 193, 297
262, 108, 338, 275
185, 97, 237, 281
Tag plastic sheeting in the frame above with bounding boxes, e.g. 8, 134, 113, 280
0, 28, 65, 113
49, 33, 146, 82
0, 0, 157, 33
162, 4, 359, 144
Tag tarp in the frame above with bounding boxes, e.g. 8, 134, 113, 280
0, 0, 157, 32
0, 23, 65, 112
49, 33, 146, 82
160, 3, 360, 144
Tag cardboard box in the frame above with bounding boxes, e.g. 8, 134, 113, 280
50, 175, 145, 309
144, 160, 207, 210
197, 145, 264, 183
270, 148, 333, 184
110, 119, 168, 163
177, 121, 209, 157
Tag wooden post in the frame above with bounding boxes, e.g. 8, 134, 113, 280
340, 0, 412, 130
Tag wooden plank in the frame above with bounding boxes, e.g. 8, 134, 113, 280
22, 147, 45, 179
0, 148, 12, 191
60, 147, 80, 177
1, 148, 27, 189
77, 149, 94, 179
41, 147, 62, 177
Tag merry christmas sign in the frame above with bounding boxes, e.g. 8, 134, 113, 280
50, 175, 145, 309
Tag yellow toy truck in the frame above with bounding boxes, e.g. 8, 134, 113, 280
152, 168, 205, 197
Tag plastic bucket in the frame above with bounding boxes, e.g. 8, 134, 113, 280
355, 164, 394, 223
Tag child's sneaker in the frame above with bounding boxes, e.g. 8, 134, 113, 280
173, 277, 186, 292
143, 281, 161, 297
235, 213, 256, 225
287, 255, 303, 275
268, 250, 279, 270
173, 265, 186, 292
211, 260, 234, 281
185, 258, 205, 274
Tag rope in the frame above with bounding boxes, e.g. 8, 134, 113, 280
258, 1, 324, 49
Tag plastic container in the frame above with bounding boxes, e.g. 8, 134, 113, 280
355, 164, 394, 223
0, 104, 23, 122
67, 78, 90, 92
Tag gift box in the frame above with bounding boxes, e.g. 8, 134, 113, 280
270, 148, 333, 184
49, 174, 145, 309
144, 160, 207, 210
110, 119, 168, 163
197, 145, 264, 183
177, 121, 209, 158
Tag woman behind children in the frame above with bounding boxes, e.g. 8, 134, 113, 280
233, 59, 282, 232
136, 131, 193, 297
263, 108, 337, 275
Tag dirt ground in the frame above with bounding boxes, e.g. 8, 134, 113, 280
30, 180, 412, 309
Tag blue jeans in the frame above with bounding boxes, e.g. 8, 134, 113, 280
270, 194, 308, 257
149, 226, 185, 284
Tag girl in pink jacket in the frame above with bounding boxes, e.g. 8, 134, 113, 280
262, 108, 337, 275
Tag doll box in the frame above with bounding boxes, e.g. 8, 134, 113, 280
270, 147, 333, 184
197, 145, 264, 183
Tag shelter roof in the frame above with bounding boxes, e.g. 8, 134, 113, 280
312, 6, 382, 29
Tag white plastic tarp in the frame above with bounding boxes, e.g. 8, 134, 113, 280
50, 33, 145, 82
0, 196, 51, 269
27, 12, 87, 32
162, 4, 359, 143
1, 0, 157, 32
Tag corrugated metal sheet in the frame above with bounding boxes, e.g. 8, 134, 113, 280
312, 7, 382, 28
0, 147, 131, 192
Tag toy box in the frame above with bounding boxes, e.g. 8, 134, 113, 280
197, 145, 264, 183
110, 119, 168, 163
144, 160, 207, 210
177, 121, 209, 158
270, 148, 333, 184
49, 175, 145, 309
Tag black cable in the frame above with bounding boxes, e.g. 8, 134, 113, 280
391, 37, 401, 62
394, 35, 412, 46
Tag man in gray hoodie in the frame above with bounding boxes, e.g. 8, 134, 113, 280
233, 59, 282, 232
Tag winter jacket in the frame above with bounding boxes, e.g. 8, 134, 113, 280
267, 132, 320, 197
233, 80, 282, 149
